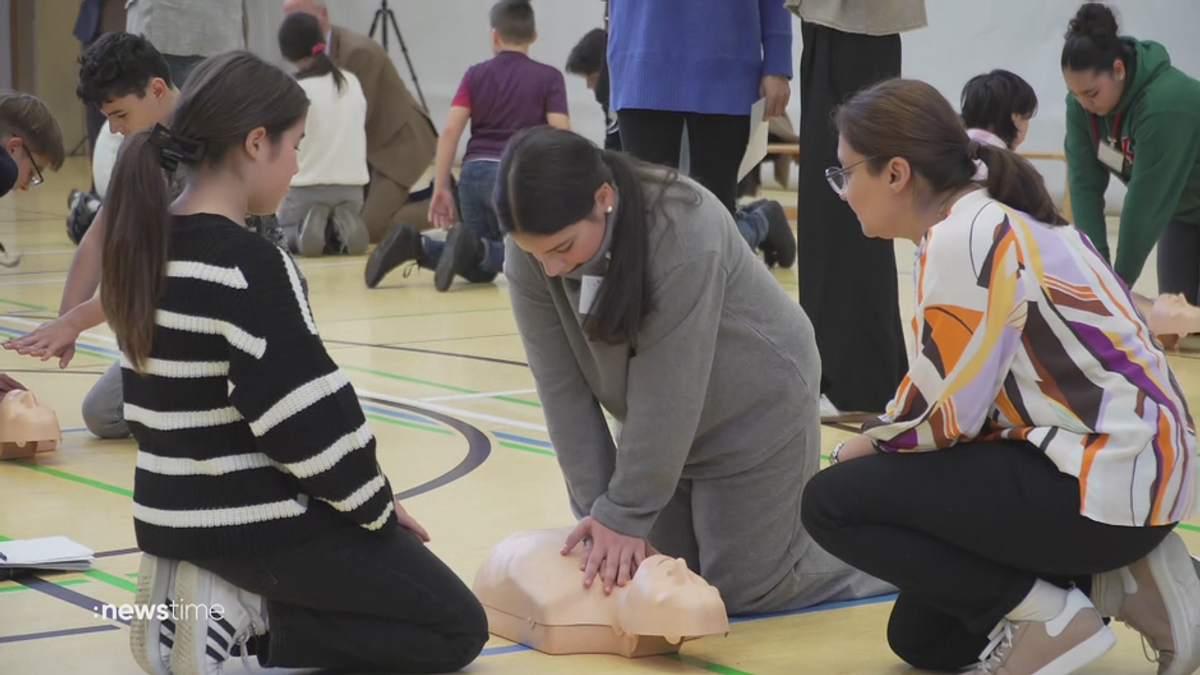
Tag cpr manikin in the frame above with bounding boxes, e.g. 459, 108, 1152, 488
0, 389, 61, 459
1147, 293, 1200, 348
473, 528, 730, 657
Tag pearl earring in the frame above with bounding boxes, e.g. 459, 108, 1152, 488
606, 206, 613, 214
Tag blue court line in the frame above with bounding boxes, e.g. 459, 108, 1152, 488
491, 430, 553, 449
0, 625, 121, 644
360, 403, 441, 427
61, 427, 89, 435
730, 592, 900, 623
480, 644, 532, 657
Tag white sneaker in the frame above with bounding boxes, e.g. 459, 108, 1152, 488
819, 394, 877, 423
169, 561, 267, 675
966, 588, 1115, 675
1092, 532, 1200, 675
130, 553, 177, 675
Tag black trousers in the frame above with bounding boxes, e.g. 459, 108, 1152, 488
801, 441, 1173, 672
192, 519, 488, 674
617, 108, 750, 215
1158, 217, 1200, 306
797, 22, 908, 412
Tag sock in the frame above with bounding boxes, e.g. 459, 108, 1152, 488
1006, 579, 1070, 623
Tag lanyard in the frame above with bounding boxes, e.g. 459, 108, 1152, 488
1089, 111, 1123, 148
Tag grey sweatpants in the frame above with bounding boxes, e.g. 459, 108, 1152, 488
82, 362, 128, 439
277, 185, 365, 231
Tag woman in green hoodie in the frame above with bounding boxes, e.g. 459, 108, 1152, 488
1062, 3, 1200, 300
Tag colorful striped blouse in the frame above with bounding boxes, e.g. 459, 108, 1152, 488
863, 189, 1198, 528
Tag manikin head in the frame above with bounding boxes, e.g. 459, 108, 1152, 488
617, 555, 730, 641
0, 389, 61, 446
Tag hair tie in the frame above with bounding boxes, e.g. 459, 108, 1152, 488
972, 158, 989, 182
311, 43, 327, 56
147, 123, 205, 173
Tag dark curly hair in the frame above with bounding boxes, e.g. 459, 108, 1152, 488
76, 32, 173, 108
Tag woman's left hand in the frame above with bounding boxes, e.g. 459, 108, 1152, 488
563, 516, 650, 594
394, 499, 431, 543
760, 75, 791, 120
833, 434, 882, 464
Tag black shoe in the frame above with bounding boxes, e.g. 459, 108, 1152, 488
364, 222, 425, 288
435, 224, 483, 293
757, 200, 796, 269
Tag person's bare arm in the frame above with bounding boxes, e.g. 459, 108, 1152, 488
59, 205, 106, 315
546, 112, 570, 131
429, 106, 472, 229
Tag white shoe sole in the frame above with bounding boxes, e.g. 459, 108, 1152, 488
169, 562, 213, 675
130, 554, 172, 675
1151, 532, 1200, 675
1031, 624, 1116, 675
298, 206, 330, 258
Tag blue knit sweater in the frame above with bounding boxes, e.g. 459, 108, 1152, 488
607, 0, 794, 116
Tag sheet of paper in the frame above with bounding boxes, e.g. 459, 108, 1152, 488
738, 98, 770, 182
0, 536, 94, 568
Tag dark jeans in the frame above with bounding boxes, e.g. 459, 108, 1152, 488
1158, 217, 1200, 305
191, 519, 488, 673
801, 441, 1173, 672
616, 108, 751, 215
425, 160, 504, 282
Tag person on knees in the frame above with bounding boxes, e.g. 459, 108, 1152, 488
365, 0, 569, 292
104, 52, 486, 675
277, 12, 370, 257
960, 69, 1038, 151
606, 0, 796, 268
2, 33, 301, 440
801, 78, 1200, 675
496, 126, 891, 615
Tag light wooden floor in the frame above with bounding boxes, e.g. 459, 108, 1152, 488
1, 159, 1198, 675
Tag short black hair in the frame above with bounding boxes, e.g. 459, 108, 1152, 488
77, 32, 173, 108
566, 28, 607, 76
490, 0, 535, 45
960, 70, 1039, 148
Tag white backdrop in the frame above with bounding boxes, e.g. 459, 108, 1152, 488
246, 0, 1200, 210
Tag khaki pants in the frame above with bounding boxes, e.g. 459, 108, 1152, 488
361, 169, 433, 243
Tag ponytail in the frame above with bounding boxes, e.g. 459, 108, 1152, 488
279, 12, 346, 94
296, 51, 347, 95
974, 142, 1067, 226
101, 129, 171, 373
587, 150, 651, 345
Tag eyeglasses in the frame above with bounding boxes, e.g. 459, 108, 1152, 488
21, 143, 43, 187
824, 157, 872, 197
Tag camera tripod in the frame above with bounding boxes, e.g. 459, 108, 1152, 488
368, 0, 428, 111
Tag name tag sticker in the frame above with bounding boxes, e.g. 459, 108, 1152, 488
579, 275, 603, 315
1098, 142, 1125, 172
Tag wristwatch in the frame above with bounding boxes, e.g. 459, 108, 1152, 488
830, 441, 846, 465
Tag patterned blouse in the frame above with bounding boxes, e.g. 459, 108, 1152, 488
863, 189, 1198, 528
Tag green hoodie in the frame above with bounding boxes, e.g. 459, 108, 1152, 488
1065, 38, 1200, 285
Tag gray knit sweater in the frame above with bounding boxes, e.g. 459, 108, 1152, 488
504, 176, 821, 538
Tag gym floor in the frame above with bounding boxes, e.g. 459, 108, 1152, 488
1, 159, 1197, 674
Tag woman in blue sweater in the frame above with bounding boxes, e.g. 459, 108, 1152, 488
607, 0, 795, 264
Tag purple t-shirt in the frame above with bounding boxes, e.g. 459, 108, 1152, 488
452, 51, 568, 163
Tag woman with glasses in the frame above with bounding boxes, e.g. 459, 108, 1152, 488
802, 78, 1200, 675
493, 125, 891, 615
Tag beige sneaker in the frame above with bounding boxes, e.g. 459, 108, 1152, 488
1092, 532, 1200, 675
966, 588, 1115, 675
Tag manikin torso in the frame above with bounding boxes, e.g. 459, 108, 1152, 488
0, 390, 60, 459
473, 528, 730, 657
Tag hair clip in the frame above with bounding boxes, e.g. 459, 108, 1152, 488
147, 123, 204, 173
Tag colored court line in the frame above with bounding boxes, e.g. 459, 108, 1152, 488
1180, 523, 1200, 533
492, 431, 552, 448
83, 569, 138, 594
665, 652, 757, 675
498, 440, 555, 457
325, 338, 530, 368
0, 625, 121, 644
344, 363, 540, 408
479, 644, 530, 657
11, 461, 133, 498
0, 579, 90, 594
0, 298, 47, 311
365, 412, 453, 436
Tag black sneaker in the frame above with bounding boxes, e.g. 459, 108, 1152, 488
435, 224, 484, 292
756, 200, 796, 269
365, 222, 426, 288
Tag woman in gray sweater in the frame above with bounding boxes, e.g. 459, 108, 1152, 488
495, 127, 890, 614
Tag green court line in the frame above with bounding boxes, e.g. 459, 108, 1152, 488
364, 413, 453, 436
498, 440, 556, 457
1179, 523, 1200, 533
126, 572, 138, 578
12, 461, 133, 498
342, 364, 541, 408
83, 569, 137, 594
664, 652, 758, 675
0, 298, 48, 311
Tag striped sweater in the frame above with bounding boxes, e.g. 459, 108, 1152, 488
863, 189, 1198, 528
123, 213, 396, 560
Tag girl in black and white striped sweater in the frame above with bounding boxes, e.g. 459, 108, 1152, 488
102, 51, 486, 675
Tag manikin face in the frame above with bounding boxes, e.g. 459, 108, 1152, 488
1063, 61, 1127, 116
0, 389, 60, 443
617, 556, 729, 639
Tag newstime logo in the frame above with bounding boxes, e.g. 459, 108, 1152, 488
94, 601, 225, 622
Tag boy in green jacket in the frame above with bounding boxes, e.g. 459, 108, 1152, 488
1062, 3, 1200, 296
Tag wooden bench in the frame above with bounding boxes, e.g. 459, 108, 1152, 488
762, 144, 1072, 222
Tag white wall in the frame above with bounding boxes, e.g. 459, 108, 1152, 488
246, 0, 1200, 208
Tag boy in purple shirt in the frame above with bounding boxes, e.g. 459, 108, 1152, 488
365, 0, 569, 290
